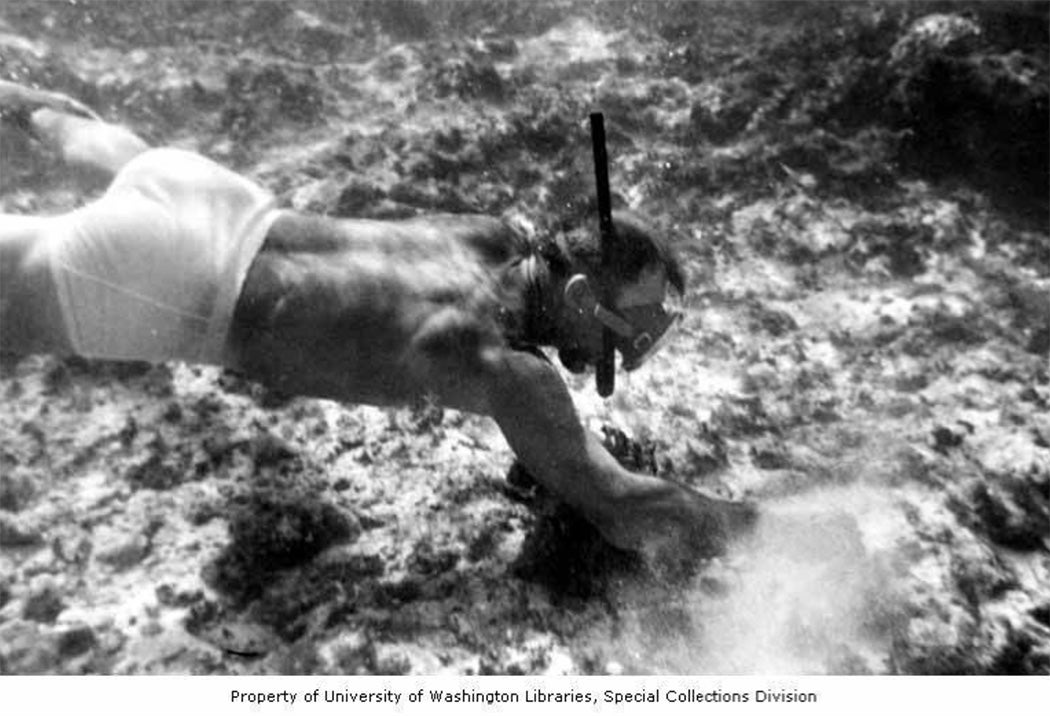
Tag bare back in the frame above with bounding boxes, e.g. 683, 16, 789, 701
228, 212, 528, 410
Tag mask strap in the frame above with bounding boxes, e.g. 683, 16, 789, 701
592, 303, 635, 338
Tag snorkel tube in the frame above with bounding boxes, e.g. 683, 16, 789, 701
590, 112, 616, 398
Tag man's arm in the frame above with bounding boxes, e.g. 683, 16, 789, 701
228, 214, 754, 570
26, 108, 149, 178
472, 347, 753, 571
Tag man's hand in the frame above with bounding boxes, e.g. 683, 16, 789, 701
0, 80, 101, 127
597, 473, 758, 579
481, 347, 757, 579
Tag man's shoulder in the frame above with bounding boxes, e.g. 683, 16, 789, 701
404, 213, 528, 264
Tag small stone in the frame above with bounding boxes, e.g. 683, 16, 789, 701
698, 575, 731, 597
251, 433, 299, 466
161, 401, 183, 422
1026, 326, 1049, 355
57, 625, 97, 657
971, 481, 1047, 551
154, 584, 176, 606
0, 467, 37, 512
94, 527, 151, 570
931, 424, 966, 454
22, 585, 64, 623
198, 620, 278, 658
1018, 386, 1043, 404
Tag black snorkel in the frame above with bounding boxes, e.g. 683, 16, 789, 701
590, 112, 616, 398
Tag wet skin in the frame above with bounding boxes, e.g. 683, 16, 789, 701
227, 211, 756, 572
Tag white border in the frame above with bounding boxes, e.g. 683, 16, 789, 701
4, 675, 1049, 716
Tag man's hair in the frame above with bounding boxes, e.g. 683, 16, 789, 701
540, 210, 686, 296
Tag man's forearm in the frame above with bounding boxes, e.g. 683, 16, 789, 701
481, 348, 752, 562
484, 349, 637, 529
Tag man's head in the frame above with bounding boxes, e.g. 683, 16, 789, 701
539, 211, 685, 374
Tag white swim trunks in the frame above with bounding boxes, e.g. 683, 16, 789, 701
44, 148, 280, 365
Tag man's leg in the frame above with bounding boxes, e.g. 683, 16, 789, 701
28, 108, 150, 179
0, 80, 149, 179
1, 83, 152, 357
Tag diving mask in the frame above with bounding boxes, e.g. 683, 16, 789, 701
593, 300, 683, 371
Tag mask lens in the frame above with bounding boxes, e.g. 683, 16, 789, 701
617, 304, 682, 371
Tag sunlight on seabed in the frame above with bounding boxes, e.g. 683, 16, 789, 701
519, 17, 619, 66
